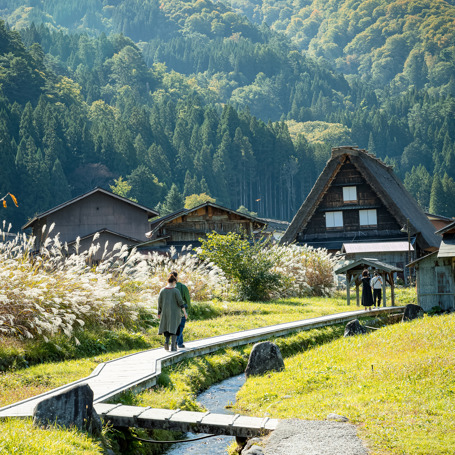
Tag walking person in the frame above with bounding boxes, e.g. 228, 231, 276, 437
361, 269, 374, 311
158, 274, 188, 351
172, 271, 190, 349
371, 271, 383, 308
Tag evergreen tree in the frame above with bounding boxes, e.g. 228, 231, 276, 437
161, 183, 184, 215
429, 174, 445, 215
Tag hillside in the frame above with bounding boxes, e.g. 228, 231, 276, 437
0, 0, 455, 228
225, 0, 455, 95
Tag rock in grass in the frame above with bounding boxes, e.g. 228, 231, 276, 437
241, 438, 264, 454
242, 445, 264, 454
245, 342, 284, 378
327, 413, 349, 422
33, 383, 102, 435
402, 304, 424, 322
344, 319, 367, 337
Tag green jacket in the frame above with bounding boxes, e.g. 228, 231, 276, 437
176, 282, 191, 309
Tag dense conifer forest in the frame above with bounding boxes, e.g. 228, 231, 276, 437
0, 0, 454, 229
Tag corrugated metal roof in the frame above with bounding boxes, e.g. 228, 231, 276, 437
335, 257, 402, 274
342, 241, 414, 254
438, 238, 455, 257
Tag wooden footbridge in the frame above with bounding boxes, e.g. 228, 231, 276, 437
0, 307, 403, 437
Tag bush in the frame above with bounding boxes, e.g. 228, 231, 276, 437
197, 233, 337, 301
197, 232, 283, 301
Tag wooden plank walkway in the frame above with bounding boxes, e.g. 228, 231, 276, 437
0, 307, 403, 419
94, 403, 279, 437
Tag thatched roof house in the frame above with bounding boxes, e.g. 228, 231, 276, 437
280, 146, 440, 259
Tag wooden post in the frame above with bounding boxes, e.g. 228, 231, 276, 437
356, 282, 360, 307
391, 273, 395, 306
346, 272, 350, 306
382, 271, 386, 307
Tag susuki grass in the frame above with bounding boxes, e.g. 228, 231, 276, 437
0, 223, 337, 343
234, 313, 455, 455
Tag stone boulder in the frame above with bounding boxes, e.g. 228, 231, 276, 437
242, 445, 264, 455
402, 304, 424, 322
33, 383, 102, 434
245, 342, 284, 378
344, 319, 367, 337
241, 438, 265, 454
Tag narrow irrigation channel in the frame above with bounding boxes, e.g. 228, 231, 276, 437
164, 374, 246, 455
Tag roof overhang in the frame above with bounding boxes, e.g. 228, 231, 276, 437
342, 241, 414, 254
335, 257, 403, 275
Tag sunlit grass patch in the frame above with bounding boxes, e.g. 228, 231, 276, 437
234, 313, 455, 455
0, 418, 104, 454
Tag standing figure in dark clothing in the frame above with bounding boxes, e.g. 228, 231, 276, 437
158, 274, 188, 351
361, 269, 374, 311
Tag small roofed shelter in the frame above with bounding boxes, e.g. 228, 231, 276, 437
335, 258, 402, 307
341, 240, 414, 284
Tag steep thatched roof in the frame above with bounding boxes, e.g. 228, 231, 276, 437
281, 146, 440, 251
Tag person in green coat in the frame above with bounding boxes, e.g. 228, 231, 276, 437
158, 274, 188, 351
172, 271, 191, 349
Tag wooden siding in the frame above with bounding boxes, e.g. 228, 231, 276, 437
33, 192, 150, 249
415, 255, 455, 311
300, 161, 402, 239
157, 206, 258, 242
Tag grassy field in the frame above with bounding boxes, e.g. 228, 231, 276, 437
0, 289, 418, 454
234, 312, 455, 455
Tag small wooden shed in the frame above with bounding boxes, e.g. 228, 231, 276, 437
407, 221, 455, 311
335, 258, 402, 307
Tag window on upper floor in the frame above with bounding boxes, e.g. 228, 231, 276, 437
343, 186, 357, 203
326, 211, 343, 229
359, 209, 377, 227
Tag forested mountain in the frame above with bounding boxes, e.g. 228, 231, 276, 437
1, 0, 455, 230
224, 0, 455, 95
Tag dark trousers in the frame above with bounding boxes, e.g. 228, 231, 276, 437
176, 316, 186, 347
373, 288, 382, 307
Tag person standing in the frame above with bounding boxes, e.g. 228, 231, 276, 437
371, 271, 383, 308
172, 271, 190, 349
361, 269, 374, 311
158, 274, 188, 351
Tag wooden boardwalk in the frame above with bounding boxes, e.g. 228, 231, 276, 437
95, 403, 279, 437
0, 307, 403, 420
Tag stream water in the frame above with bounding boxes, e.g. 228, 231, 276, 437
164, 374, 246, 455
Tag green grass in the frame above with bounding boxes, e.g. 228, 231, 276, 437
234, 313, 455, 455
0, 289, 415, 454
0, 418, 105, 454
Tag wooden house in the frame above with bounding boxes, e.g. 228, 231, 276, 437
139, 202, 267, 254
280, 147, 440, 270
426, 213, 454, 231
408, 221, 455, 311
22, 188, 159, 261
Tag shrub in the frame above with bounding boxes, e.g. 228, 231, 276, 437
197, 232, 283, 301
197, 233, 337, 301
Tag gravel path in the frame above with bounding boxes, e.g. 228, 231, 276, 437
263, 419, 369, 455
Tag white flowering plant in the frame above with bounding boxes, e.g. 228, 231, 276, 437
0, 224, 228, 341
0, 222, 337, 340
